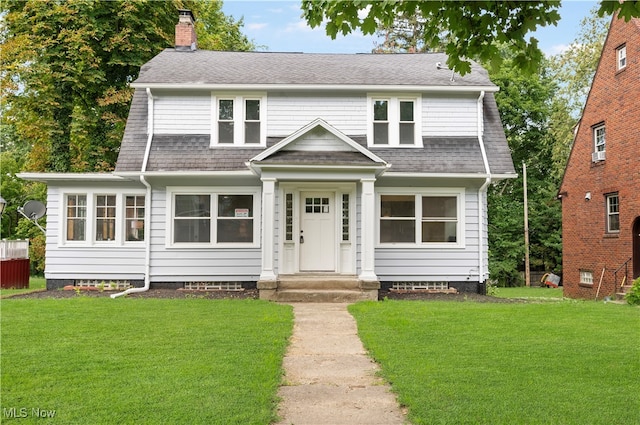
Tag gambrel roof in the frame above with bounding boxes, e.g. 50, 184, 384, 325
116, 51, 515, 177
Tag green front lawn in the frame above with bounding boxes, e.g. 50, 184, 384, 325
1, 298, 293, 424
493, 285, 564, 299
350, 300, 640, 425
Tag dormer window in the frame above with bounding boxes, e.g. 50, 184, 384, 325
368, 95, 422, 147
212, 93, 266, 146
617, 44, 626, 70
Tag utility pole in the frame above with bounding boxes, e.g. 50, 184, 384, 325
523, 162, 530, 287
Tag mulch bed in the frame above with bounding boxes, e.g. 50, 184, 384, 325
10, 287, 516, 302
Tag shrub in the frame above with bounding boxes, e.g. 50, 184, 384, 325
624, 277, 640, 306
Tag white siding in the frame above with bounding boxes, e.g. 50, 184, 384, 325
423, 94, 478, 137
285, 130, 354, 152
148, 187, 261, 282
267, 93, 367, 137
44, 186, 146, 281
153, 94, 211, 134
150, 91, 480, 139
374, 188, 483, 281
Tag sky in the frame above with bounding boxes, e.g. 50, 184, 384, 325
222, 0, 601, 56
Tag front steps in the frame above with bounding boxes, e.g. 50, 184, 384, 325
258, 274, 379, 302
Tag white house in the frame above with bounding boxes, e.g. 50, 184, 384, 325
21, 11, 515, 300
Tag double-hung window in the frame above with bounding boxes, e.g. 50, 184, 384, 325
369, 95, 421, 146
379, 189, 463, 246
125, 195, 145, 242
66, 194, 87, 242
95, 195, 116, 242
592, 124, 606, 162
170, 189, 258, 246
606, 193, 620, 233
617, 44, 626, 70
212, 94, 265, 146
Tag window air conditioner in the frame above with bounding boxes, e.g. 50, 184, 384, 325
592, 150, 606, 162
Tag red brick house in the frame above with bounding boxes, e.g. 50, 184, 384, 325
559, 15, 640, 299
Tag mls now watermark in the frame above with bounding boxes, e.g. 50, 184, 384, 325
3, 407, 57, 419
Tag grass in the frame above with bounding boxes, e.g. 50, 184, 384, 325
349, 300, 640, 425
1, 298, 293, 424
493, 285, 564, 299
0, 277, 47, 298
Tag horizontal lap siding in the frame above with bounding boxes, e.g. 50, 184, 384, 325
267, 93, 367, 136
153, 95, 211, 134
423, 94, 477, 137
148, 188, 261, 282
374, 189, 481, 281
44, 187, 146, 280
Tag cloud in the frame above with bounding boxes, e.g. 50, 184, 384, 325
247, 22, 269, 31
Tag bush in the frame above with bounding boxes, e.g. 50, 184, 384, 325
624, 277, 640, 306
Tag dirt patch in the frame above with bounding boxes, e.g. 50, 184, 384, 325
9, 288, 259, 300
378, 289, 521, 303
11, 287, 518, 303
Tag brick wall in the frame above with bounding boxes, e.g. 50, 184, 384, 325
560, 16, 640, 299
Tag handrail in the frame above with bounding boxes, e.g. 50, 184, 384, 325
614, 257, 632, 289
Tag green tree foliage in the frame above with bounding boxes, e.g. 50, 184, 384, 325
488, 55, 562, 286
547, 6, 609, 179
1, 0, 252, 174
1, 0, 252, 272
301, 0, 639, 75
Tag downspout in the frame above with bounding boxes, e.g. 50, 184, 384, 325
111, 88, 154, 299
477, 91, 491, 288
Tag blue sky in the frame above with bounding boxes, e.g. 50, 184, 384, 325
222, 0, 601, 56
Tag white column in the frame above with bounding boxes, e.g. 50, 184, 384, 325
359, 178, 378, 282
260, 178, 277, 281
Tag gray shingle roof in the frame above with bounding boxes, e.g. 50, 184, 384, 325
115, 89, 515, 175
134, 50, 494, 88
116, 51, 513, 176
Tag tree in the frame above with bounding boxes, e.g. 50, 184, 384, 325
301, 0, 639, 75
547, 6, 609, 179
488, 54, 562, 286
1, 0, 252, 173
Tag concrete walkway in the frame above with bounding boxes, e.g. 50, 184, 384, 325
274, 303, 407, 425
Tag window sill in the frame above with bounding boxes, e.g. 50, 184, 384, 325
578, 282, 594, 288
615, 67, 627, 76
603, 232, 619, 239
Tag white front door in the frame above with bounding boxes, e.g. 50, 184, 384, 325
299, 192, 336, 271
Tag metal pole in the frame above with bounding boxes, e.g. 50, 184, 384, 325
523, 162, 530, 287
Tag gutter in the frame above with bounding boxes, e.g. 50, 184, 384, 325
476, 91, 492, 286
111, 88, 155, 299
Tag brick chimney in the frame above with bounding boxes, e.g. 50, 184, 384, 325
175, 9, 197, 51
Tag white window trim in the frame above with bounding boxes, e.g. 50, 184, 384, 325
375, 187, 465, 248
59, 190, 146, 247
606, 193, 620, 234
593, 124, 606, 153
617, 44, 626, 70
367, 94, 423, 147
580, 270, 594, 285
166, 186, 261, 248
210, 92, 267, 147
